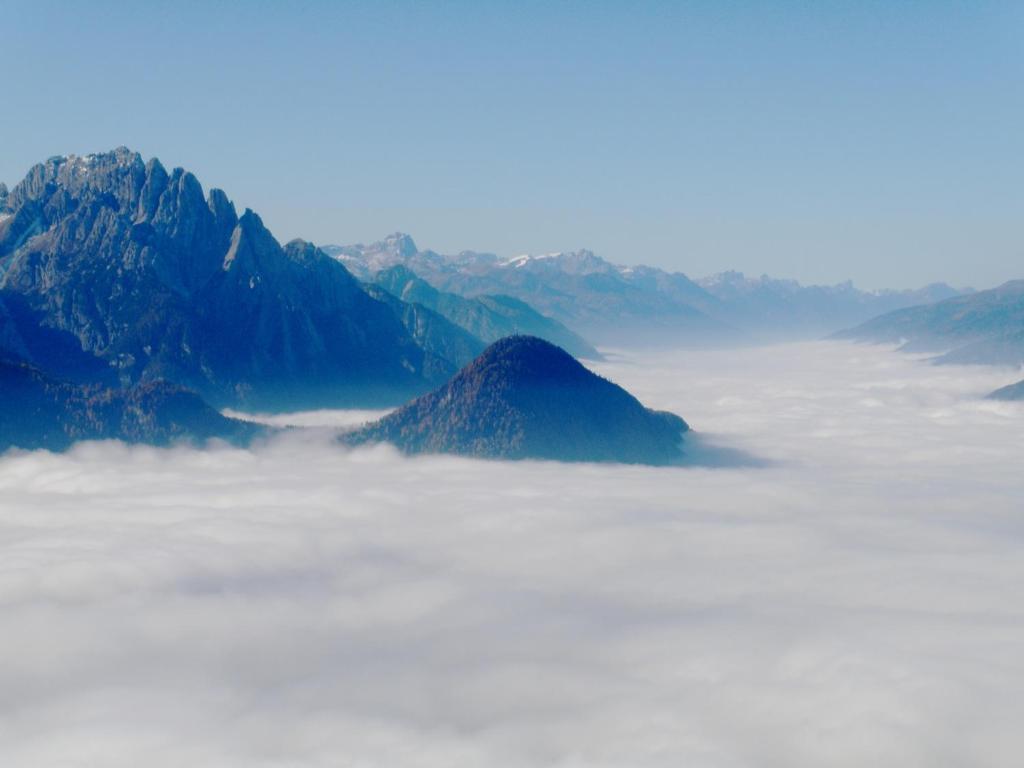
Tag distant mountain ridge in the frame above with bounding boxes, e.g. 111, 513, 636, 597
326, 233, 966, 344
835, 280, 1024, 367
0, 148, 994, 451
347, 336, 689, 464
697, 271, 964, 339
325, 237, 736, 345
372, 264, 601, 359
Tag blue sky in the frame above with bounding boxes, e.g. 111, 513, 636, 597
2, 0, 1021, 288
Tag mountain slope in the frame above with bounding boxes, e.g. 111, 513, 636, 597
331, 237, 736, 346
373, 265, 602, 359
835, 280, 1024, 366
988, 378, 1024, 401
347, 336, 689, 464
332, 233, 965, 344
0, 358, 260, 452
362, 283, 487, 376
699, 271, 965, 340
0, 150, 467, 410
0, 290, 118, 385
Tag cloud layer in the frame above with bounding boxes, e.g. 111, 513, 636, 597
1, 342, 1022, 767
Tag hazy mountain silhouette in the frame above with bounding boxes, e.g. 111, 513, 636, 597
988, 378, 1024, 401
329, 238, 734, 345
835, 280, 1024, 366
330, 234, 966, 345
373, 264, 601, 359
699, 271, 964, 341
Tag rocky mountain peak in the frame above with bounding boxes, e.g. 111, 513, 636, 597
282, 238, 359, 280
383, 232, 418, 257
206, 187, 235, 219
7, 147, 147, 214
282, 238, 319, 260
222, 208, 280, 272
500, 248, 616, 276
0, 148, 459, 410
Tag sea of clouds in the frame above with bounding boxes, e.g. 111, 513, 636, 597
1, 341, 1022, 767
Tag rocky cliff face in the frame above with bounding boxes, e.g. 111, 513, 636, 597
0, 291, 117, 385
0, 149, 454, 409
347, 336, 689, 465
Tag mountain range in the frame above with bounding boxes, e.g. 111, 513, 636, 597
696, 271, 963, 340
0, 148, 638, 452
326, 236, 732, 345
372, 264, 601, 359
347, 336, 689, 464
326, 234, 965, 344
0, 149, 494, 414
0, 147, 1012, 452
835, 280, 1024, 367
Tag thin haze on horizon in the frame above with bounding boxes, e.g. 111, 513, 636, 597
2, 0, 1021, 290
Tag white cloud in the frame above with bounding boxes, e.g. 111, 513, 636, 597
222, 408, 393, 429
0, 342, 1023, 766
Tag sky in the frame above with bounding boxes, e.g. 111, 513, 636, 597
1, 0, 1022, 289
1, 342, 1023, 765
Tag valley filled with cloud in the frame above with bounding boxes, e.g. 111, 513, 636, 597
1, 342, 1022, 766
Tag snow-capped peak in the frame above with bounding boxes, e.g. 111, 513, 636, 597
500, 252, 564, 268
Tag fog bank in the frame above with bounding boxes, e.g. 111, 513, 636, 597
1, 342, 1022, 766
